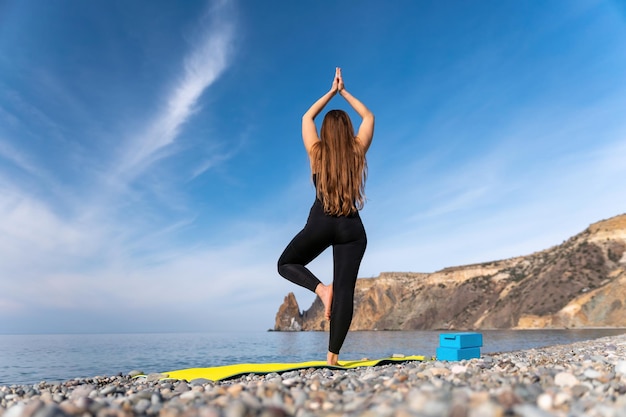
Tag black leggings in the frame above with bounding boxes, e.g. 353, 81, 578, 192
278, 199, 367, 354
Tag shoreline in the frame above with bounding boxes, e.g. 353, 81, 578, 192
1, 334, 625, 416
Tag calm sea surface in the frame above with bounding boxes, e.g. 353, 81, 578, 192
1, 329, 625, 385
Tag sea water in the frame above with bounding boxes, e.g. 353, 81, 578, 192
1, 329, 624, 385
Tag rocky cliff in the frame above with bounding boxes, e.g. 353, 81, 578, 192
274, 214, 626, 330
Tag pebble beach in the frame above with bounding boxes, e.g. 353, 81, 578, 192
2, 333, 626, 417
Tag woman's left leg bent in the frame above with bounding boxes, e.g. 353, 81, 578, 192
277, 203, 333, 293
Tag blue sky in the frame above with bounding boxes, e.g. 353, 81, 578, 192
1, 0, 625, 334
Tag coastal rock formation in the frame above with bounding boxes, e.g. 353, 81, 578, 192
274, 214, 626, 330
274, 293, 303, 331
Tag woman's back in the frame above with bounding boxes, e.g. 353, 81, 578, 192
310, 109, 367, 216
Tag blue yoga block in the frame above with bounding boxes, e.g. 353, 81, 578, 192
436, 347, 481, 361
439, 332, 483, 348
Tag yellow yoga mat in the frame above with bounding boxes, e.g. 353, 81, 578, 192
158, 355, 426, 382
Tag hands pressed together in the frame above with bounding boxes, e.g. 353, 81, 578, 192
331, 67, 345, 94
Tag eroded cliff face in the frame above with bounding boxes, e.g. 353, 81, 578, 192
274, 293, 303, 331
274, 214, 626, 330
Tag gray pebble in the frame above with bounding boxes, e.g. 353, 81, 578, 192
134, 398, 151, 413
146, 373, 164, 382
554, 371, 578, 387
127, 370, 143, 378
281, 377, 300, 387
190, 378, 212, 386
615, 360, 626, 375
173, 382, 190, 393
131, 389, 152, 401
73, 396, 92, 410
99, 385, 117, 395
224, 400, 248, 417
572, 384, 590, 397
151, 392, 162, 404
583, 369, 602, 379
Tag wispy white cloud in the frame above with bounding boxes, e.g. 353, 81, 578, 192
190, 142, 238, 180
0, 1, 243, 331
2, 88, 66, 143
0, 139, 45, 178
117, 3, 235, 181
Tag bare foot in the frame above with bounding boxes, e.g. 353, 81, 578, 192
315, 283, 333, 320
327, 351, 339, 366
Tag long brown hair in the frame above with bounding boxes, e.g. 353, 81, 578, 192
310, 109, 367, 216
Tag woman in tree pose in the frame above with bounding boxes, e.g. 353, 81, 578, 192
278, 68, 374, 365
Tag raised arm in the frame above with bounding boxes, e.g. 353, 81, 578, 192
302, 69, 340, 155
337, 69, 375, 152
